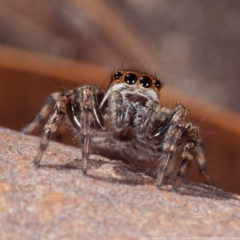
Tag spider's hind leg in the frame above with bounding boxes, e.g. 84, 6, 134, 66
196, 140, 214, 186
172, 123, 199, 191
173, 124, 214, 191
22, 92, 63, 134
34, 94, 71, 166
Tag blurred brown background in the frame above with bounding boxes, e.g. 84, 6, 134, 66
0, 0, 240, 194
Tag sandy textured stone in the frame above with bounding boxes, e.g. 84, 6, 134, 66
0, 127, 240, 239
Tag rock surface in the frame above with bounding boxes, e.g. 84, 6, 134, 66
0, 127, 240, 239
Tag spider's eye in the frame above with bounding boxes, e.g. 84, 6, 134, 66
124, 73, 137, 85
140, 76, 152, 88
114, 72, 123, 79
154, 80, 162, 89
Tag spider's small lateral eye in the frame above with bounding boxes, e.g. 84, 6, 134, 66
124, 73, 137, 85
140, 76, 152, 88
154, 80, 162, 89
114, 72, 123, 79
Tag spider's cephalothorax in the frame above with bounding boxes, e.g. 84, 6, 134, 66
23, 70, 213, 191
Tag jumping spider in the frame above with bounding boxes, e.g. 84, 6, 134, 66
23, 70, 213, 191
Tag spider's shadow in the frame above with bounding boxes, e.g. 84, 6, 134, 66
37, 158, 239, 203
38, 158, 155, 186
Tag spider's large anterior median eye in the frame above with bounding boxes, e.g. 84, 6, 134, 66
140, 76, 152, 88
124, 73, 137, 85
154, 80, 162, 89
114, 72, 123, 79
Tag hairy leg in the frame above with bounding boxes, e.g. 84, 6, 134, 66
173, 124, 214, 191
172, 123, 199, 191
75, 86, 105, 174
196, 140, 214, 186
34, 94, 70, 165
152, 104, 190, 189
23, 91, 74, 134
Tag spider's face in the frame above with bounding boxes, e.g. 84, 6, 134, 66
100, 70, 162, 108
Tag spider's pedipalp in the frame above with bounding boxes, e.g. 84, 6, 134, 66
110, 91, 124, 131
66, 93, 81, 130
92, 93, 105, 130
135, 100, 159, 138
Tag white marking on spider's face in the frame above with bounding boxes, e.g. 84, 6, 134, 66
100, 82, 159, 108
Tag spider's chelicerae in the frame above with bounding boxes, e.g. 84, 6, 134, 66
23, 70, 213, 191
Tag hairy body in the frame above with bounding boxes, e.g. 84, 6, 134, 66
23, 70, 213, 191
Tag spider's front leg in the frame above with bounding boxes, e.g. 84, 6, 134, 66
172, 123, 200, 190
76, 86, 105, 174
152, 104, 213, 191
34, 94, 71, 165
153, 104, 190, 189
